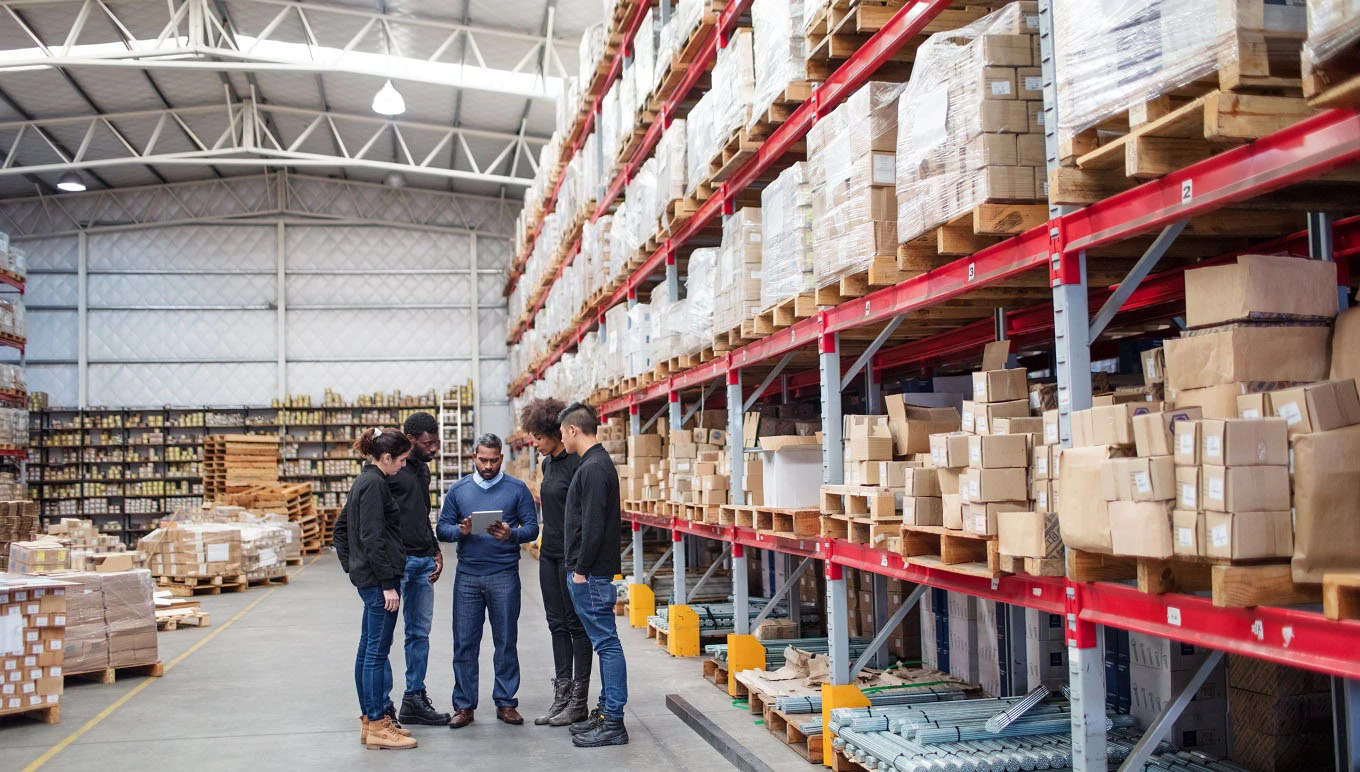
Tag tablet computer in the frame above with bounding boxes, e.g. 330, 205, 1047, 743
468, 510, 503, 533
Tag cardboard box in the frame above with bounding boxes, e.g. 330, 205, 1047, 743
942, 494, 964, 530
966, 434, 1028, 469
1175, 466, 1200, 511
1236, 392, 1273, 420
1291, 424, 1360, 582
756, 444, 823, 509
1205, 511, 1292, 560
1269, 379, 1360, 437
1100, 456, 1175, 502
972, 368, 1028, 403
629, 435, 663, 457
992, 416, 1043, 437
902, 496, 944, 526
1084, 402, 1166, 447
963, 467, 1028, 503
1183, 254, 1340, 328
975, 399, 1031, 435
964, 501, 1027, 536
1163, 325, 1331, 391
901, 467, 941, 497
1132, 407, 1203, 457
877, 461, 919, 488
844, 415, 893, 461
1109, 500, 1174, 558
886, 396, 960, 455
1173, 420, 1200, 466
936, 467, 962, 496
998, 510, 1062, 558
1031, 444, 1051, 479
1057, 446, 1125, 552
1200, 418, 1288, 466
1334, 305, 1360, 383
1042, 410, 1060, 445
1200, 465, 1290, 513
929, 432, 970, 468
1173, 509, 1204, 557
1142, 347, 1166, 385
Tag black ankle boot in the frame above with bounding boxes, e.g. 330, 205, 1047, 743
549, 678, 591, 727
573, 716, 628, 747
535, 679, 571, 726
399, 690, 452, 726
568, 705, 604, 735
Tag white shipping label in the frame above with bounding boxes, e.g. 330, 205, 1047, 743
871, 154, 896, 185
1176, 527, 1193, 548
1025, 76, 1043, 92
1044, 425, 1058, 445
1207, 477, 1225, 502
258, 548, 278, 568
1035, 455, 1048, 475
1037, 490, 1049, 509
1179, 483, 1197, 508
0, 611, 20, 656
1211, 524, 1229, 548
990, 80, 1012, 96
970, 446, 981, 464
932, 448, 946, 466
962, 409, 974, 430
1277, 401, 1303, 426
1132, 471, 1152, 495
1241, 408, 1260, 419
1025, 13, 1040, 28
912, 86, 951, 154
1205, 435, 1221, 459
206, 543, 230, 563
969, 479, 980, 498
1178, 432, 1195, 455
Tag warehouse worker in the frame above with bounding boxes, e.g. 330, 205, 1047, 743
519, 398, 590, 726
436, 432, 539, 729
387, 411, 453, 727
559, 402, 629, 748
333, 427, 418, 751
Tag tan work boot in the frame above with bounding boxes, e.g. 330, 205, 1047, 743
383, 707, 414, 737
365, 716, 418, 751
359, 716, 369, 745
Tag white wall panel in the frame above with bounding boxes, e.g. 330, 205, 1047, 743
476, 272, 505, 306
479, 236, 512, 270
28, 274, 78, 307
286, 273, 471, 305
88, 274, 275, 307
286, 360, 475, 401
285, 226, 470, 271
89, 226, 276, 271
88, 310, 277, 360
27, 365, 77, 405
479, 308, 508, 357
288, 308, 472, 359
26, 311, 77, 360
21, 236, 78, 271
89, 363, 277, 406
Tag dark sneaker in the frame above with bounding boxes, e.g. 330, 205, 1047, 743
569, 707, 605, 736
573, 717, 629, 747
400, 690, 452, 726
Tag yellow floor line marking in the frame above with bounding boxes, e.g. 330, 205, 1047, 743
23, 555, 324, 772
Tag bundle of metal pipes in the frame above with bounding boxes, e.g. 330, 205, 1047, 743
647, 599, 787, 634
835, 725, 1159, 772
777, 683, 971, 716
703, 636, 876, 669
1124, 751, 1255, 772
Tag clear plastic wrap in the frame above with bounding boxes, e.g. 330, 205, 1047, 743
803, 0, 831, 33
649, 284, 682, 363
635, 9, 657, 107
760, 161, 814, 310
685, 29, 755, 194
684, 92, 717, 194
1054, 0, 1305, 155
654, 119, 687, 228
579, 22, 606, 86
751, 0, 807, 130
625, 301, 654, 378
713, 207, 763, 334
896, 4, 1043, 243
657, 0, 703, 75
1306, 0, 1360, 67
809, 81, 904, 287
604, 302, 629, 381
62, 572, 108, 673
685, 247, 719, 348
102, 568, 157, 667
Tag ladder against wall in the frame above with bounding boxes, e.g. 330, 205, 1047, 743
437, 387, 475, 505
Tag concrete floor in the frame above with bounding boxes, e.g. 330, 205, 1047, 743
0, 550, 811, 772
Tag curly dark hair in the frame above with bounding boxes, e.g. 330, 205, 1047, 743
521, 397, 567, 440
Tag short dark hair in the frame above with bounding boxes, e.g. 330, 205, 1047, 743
354, 427, 412, 459
520, 398, 566, 440
403, 411, 438, 437
557, 402, 599, 435
475, 433, 503, 453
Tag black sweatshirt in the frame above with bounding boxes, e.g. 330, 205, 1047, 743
563, 443, 621, 579
333, 464, 406, 590
538, 449, 582, 561
388, 454, 437, 558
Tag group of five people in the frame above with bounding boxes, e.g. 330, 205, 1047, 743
333, 399, 628, 752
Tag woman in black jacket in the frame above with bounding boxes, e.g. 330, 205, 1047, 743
333, 427, 416, 751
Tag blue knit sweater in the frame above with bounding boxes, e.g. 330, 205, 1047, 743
436, 473, 539, 575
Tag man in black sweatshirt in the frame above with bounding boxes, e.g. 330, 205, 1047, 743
558, 402, 628, 748
389, 412, 452, 726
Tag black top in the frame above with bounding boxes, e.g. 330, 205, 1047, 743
538, 449, 582, 560
563, 443, 621, 579
333, 464, 406, 590
388, 455, 438, 558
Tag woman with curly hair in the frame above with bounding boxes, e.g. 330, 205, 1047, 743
520, 397, 590, 726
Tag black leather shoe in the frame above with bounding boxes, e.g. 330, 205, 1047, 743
573, 716, 629, 747
400, 690, 452, 726
569, 707, 604, 736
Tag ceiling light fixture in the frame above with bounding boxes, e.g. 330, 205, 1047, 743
383, 171, 408, 189
56, 171, 86, 192
372, 79, 406, 116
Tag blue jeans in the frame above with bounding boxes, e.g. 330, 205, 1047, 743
355, 585, 400, 721
568, 575, 627, 719
401, 555, 436, 695
452, 567, 521, 710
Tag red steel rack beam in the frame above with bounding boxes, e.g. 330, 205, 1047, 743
513, 0, 959, 393
505, 0, 655, 296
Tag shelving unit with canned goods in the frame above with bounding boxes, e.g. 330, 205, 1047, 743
505, 1, 1360, 771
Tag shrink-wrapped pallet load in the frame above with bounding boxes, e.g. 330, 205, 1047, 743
760, 162, 814, 312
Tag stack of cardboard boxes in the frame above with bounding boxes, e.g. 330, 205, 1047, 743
6, 540, 69, 574
960, 363, 1035, 537
0, 500, 39, 572
667, 425, 731, 509
624, 432, 663, 502
712, 208, 764, 337
1129, 633, 1229, 757
842, 415, 893, 486
844, 569, 921, 663
138, 525, 243, 582
1228, 656, 1336, 772
0, 574, 65, 717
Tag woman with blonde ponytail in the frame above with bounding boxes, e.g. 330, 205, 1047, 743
332, 427, 416, 751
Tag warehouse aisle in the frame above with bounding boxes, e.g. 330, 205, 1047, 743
1, 552, 808, 772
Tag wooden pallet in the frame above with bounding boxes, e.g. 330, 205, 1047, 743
820, 485, 897, 519
701, 657, 730, 692
285, 556, 304, 566
765, 707, 824, 765
1324, 571, 1360, 621
1054, 91, 1314, 204
897, 203, 1051, 263
65, 661, 164, 686
245, 573, 290, 588
157, 573, 247, 596
813, 257, 911, 306
755, 292, 819, 334
1304, 35, 1360, 110
822, 514, 901, 547
900, 525, 1002, 578
998, 553, 1065, 577
767, 508, 822, 539
0, 704, 60, 724
830, 744, 873, 772
1065, 550, 1322, 608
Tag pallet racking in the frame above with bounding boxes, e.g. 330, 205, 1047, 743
505, 1, 1360, 769
438, 391, 477, 496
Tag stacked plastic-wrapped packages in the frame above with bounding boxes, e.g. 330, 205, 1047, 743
0, 298, 26, 341
751, 0, 807, 130
556, 75, 581, 138
896, 4, 1044, 243
604, 303, 630, 383
1054, 0, 1306, 160
654, 120, 688, 230
657, 0, 704, 78
600, 83, 624, 169
634, 9, 657, 111
803, 0, 831, 33
809, 81, 904, 288
625, 302, 654, 378
0, 363, 25, 394
1306, 0, 1360, 76
649, 284, 684, 364
685, 247, 719, 353
760, 162, 814, 311
685, 29, 756, 194
712, 208, 763, 335
233, 522, 289, 582
579, 22, 607, 87
0, 407, 28, 446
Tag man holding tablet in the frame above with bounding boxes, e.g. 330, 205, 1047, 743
436, 433, 539, 729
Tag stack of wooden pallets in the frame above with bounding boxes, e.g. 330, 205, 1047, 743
203, 435, 280, 502
221, 482, 322, 553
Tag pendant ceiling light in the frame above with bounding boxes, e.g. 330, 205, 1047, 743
56, 171, 87, 192
372, 79, 406, 116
